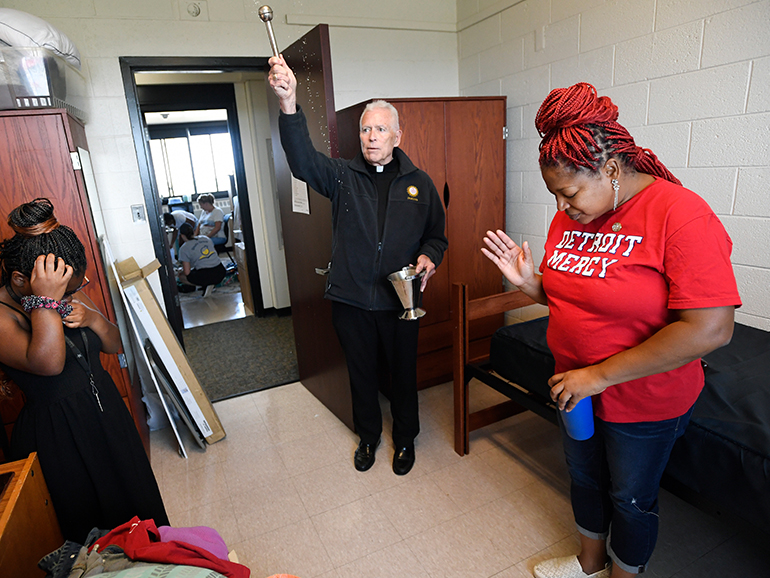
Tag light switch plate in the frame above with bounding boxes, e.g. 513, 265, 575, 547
131, 204, 146, 223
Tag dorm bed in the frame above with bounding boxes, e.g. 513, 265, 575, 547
452, 282, 770, 533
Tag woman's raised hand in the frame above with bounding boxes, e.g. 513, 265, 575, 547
481, 230, 535, 288
29, 254, 72, 301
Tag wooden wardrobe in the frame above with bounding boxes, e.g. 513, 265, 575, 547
336, 97, 508, 388
0, 109, 147, 461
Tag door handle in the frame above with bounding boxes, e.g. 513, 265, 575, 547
314, 267, 330, 276
443, 183, 450, 209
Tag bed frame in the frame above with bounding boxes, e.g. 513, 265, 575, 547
451, 281, 770, 534
452, 282, 555, 456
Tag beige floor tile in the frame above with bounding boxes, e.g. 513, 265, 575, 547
166, 508, 191, 528
159, 460, 230, 516
291, 460, 371, 517
490, 563, 534, 578
406, 429, 465, 476
223, 445, 291, 496
207, 417, 277, 464
377, 473, 464, 539
466, 491, 575, 565
311, 495, 403, 567
213, 393, 260, 423
517, 477, 572, 522
476, 444, 542, 491
231, 482, 309, 540
407, 511, 513, 578
259, 398, 342, 445
428, 454, 519, 513
334, 540, 429, 578
235, 518, 333, 578
186, 496, 244, 548
148, 380, 765, 578
275, 430, 350, 476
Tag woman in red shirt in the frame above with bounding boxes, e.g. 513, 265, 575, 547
482, 83, 741, 578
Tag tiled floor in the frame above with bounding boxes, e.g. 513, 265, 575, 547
179, 284, 247, 329
150, 381, 770, 578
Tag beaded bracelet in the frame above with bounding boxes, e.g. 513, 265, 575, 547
20, 295, 73, 318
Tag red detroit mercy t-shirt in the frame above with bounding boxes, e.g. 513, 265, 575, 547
539, 178, 741, 422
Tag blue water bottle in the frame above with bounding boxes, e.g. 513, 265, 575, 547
560, 396, 594, 440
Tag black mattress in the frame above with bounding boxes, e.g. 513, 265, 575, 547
489, 317, 770, 532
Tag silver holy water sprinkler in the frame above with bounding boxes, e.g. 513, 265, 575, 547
258, 5, 280, 57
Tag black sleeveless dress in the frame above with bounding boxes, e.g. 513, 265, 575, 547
0, 302, 169, 542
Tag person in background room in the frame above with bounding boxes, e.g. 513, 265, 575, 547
177, 222, 226, 298
0, 198, 168, 543
163, 209, 197, 250
481, 83, 740, 578
268, 54, 448, 476
194, 193, 227, 246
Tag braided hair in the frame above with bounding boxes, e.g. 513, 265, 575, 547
535, 83, 681, 185
0, 198, 88, 286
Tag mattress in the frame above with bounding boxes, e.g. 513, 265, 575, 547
666, 322, 770, 532
489, 317, 770, 532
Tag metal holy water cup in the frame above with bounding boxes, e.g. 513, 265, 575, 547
387, 266, 426, 321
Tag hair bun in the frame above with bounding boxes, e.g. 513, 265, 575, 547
7, 197, 60, 236
535, 82, 619, 137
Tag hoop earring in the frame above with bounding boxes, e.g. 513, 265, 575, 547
612, 179, 620, 211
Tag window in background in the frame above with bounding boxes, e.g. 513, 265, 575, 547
146, 110, 235, 200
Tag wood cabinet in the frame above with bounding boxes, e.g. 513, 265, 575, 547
336, 97, 507, 387
0, 109, 148, 459
0, 452, 62, 577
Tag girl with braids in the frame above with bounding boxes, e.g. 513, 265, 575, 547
0, 198, 168, 542
482, 84, 740, 578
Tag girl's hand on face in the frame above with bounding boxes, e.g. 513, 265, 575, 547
62, 298, 97, 329
29, 254, 72, 301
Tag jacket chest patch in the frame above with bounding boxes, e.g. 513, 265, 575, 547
406, 185, 419, 201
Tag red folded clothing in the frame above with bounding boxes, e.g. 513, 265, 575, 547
91, 517, 249, 578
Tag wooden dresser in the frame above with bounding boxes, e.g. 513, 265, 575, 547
0, 452, 63, 577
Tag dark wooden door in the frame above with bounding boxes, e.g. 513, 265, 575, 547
267, 25, 353, 430
0, 109, 147, 455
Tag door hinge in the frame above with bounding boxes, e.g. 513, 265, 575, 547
70, 151, 82, 170
503, 126, 509, 140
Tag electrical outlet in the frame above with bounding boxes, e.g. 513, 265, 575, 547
131, 204, 146, 223
181, 1, 209, 21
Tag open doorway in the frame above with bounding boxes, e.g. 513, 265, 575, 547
142, 95, 245, 329
120, 57, 298, 400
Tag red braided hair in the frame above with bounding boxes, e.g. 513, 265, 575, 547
535, 83, 681, 185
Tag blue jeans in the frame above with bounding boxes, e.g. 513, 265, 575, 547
559, 405, 694, 574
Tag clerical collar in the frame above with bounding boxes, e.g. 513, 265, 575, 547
366, 157, 399, 174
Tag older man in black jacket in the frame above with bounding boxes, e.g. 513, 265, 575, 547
268, 55, 447, 475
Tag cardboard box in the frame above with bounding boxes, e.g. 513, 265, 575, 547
116, 257, 225, 444
233, 242, 255, 316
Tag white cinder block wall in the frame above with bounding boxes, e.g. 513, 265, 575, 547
458, 0, 770, 330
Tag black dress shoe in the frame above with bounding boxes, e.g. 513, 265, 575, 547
354, 439, 380, 472
392, 445, 415, 476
